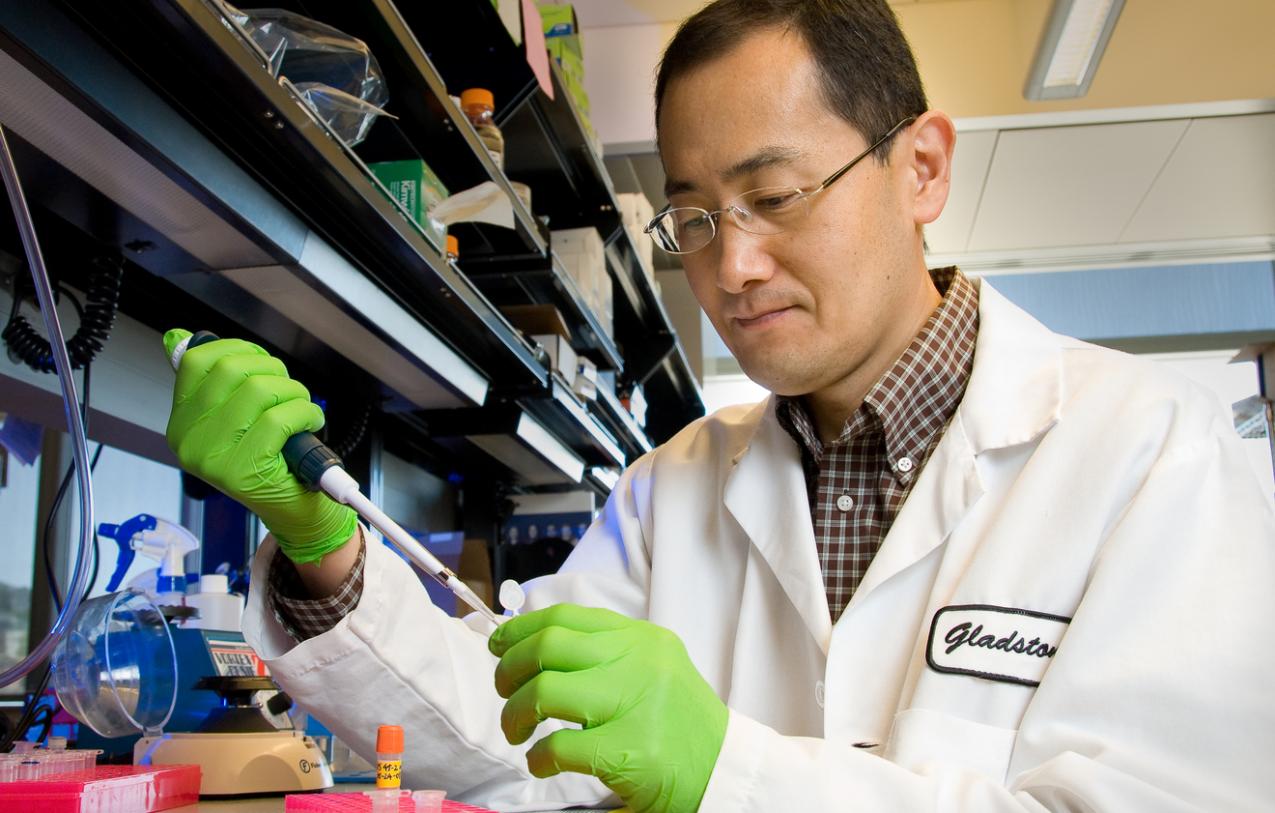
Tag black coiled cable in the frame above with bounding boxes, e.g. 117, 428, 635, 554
3, 252, 123, 372
330, 395, 374, 460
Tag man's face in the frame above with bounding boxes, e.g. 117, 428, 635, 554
658, 28, 925, 398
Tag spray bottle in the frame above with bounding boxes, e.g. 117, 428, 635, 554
99, 514, 199, 606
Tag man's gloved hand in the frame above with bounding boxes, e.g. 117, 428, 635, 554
489, 604, 728, 813
162, 328, 357, 564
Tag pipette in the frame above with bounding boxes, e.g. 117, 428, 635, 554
167, 331, 502, 629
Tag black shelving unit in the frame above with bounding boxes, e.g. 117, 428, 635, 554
49, 0, 548, 391
461, 252, 624, 372
277, 0, 549, 261
592, 383, 655, 461
4, 0, 701, 510
407, 4, 705, 438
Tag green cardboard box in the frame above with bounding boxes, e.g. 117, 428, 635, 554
540, 4, 583, 60
539, 4, 578, 37
553, 42, 585, 84
562, 68, 590, 116
368, 159, 449, 253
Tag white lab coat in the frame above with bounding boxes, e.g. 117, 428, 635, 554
245, 279, 1275, 812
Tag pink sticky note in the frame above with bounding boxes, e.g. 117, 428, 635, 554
521, 0, 554, 100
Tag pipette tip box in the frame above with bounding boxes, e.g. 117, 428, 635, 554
284, 791, 496, 812
0, 763, 200, 812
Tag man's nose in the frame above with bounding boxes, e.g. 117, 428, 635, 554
713, 217, 776, 295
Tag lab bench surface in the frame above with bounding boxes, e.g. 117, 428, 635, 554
170, 785, 613, 812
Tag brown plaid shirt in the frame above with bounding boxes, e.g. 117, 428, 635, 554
269, 268, 978, 639
776, 266, 978, 622
268, 527, 367, 641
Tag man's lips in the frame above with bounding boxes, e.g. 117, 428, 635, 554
732, 306, 794, 328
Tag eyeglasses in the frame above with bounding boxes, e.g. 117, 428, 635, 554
644, 116, 916, 255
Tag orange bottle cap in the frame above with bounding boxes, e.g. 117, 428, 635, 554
446, 235, 459, 257
377, 724, 404, 753
460, 88, 495, 110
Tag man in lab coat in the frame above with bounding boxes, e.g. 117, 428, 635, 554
164, 0, 1275, 810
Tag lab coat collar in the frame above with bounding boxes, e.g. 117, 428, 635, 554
957, 278, 1064, 454
851, 280, 1065, 608
721, 277, 1064, 648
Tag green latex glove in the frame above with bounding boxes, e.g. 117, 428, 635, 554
162, 328, 357, 564
489, 604, 728, 813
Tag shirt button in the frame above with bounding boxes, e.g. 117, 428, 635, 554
896, 456, 914, 473
815, 680, 825, 709
836, 494, 854, 512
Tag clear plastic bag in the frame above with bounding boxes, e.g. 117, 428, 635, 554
207, 1, 390, 145
240, 8, 388, 107
293, 81, 395, 147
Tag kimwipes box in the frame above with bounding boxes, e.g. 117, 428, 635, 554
368, 158, 449, 253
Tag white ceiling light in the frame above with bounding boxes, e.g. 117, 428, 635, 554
1024, 0, 1126, 101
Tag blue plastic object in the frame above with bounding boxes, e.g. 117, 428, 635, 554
99, 514, 158, 592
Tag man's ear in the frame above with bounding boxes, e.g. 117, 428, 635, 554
907, 111, 957, 227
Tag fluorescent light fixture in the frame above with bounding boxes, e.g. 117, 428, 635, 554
1024, 0, 1126, 101
468, 412, 585, 485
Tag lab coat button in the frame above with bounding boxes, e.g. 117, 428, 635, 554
896, 456, 914, 473
836, 494, 854, 512
815, 680, 825, 709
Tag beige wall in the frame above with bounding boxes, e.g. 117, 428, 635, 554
584, 0, 1275, 145
902, 0, 1275, 119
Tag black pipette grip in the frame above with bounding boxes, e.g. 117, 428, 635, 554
183, 331, 342, 491
281, 433, 342, 491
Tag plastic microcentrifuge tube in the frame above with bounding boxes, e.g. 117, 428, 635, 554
70, 748, 100, 774
411, 788, 446, 813
16, 756, 42, 780
499, 579, 526, 617
363, 788, 405, 813
41, 752, 74, 776
375, 724, 404, 790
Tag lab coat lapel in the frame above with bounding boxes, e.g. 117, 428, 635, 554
724, 398, 834, 653
848, 278, 1064, 608
849, 412, 983, 606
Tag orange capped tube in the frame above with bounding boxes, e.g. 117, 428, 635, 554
376, 724, 404, 789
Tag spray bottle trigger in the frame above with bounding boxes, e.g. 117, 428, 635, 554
99, 514, 158, 592
102, 526, 135, 592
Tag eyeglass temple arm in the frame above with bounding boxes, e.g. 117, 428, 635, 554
644, 206, 670, 233
816, 115, 918, 192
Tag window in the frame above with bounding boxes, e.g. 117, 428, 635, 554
1147, 351, 1274, 495
74, 444, 183, 598
0, 429, 183, 690
0, 437, 39, 675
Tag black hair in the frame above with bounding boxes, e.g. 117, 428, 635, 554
655, 0, 928, 160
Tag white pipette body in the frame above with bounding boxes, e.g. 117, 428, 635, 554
318, 468, 501, 628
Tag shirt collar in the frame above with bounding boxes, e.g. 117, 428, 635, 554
777, 267, 980, 484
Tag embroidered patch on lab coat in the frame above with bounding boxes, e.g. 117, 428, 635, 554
926, 604, 1071, 687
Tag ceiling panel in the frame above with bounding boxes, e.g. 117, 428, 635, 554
926, 128, 997, 254
967, 119, 1188, 251
1121, 113, 1275, 244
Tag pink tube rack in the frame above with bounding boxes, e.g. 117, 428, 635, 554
284, 792, 497, 812
0, 763, 200, 812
